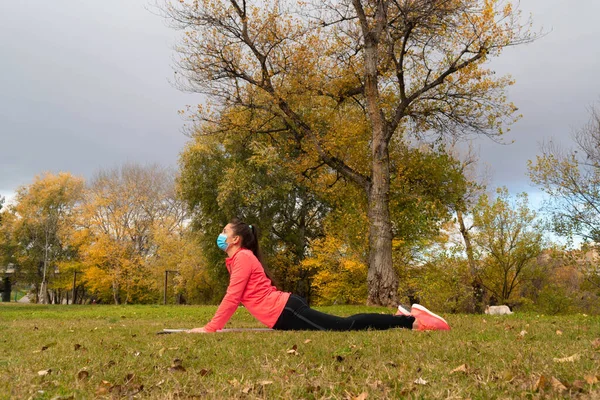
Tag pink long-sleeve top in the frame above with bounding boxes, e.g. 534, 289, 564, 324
204, 249, 290, 332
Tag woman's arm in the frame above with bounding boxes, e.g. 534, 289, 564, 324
195, 253, 253, 332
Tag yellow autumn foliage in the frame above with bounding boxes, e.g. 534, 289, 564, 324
303, 236, 368, 305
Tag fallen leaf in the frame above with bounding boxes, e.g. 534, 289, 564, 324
584, 375, 598, 385
242, 386, 252, 394
414, 377, 428, 385
258, 380, 273, 385
199, 368, 211, 376
287, 348, 298, 355
534, 375, 548, 391
550, 376, 567, 392
304, 339, 312, 344
38, 369, 52, 376
450, 364, 468, 374
556, 330, 563, 335
74, 344, 81, 351
353, 392, 368, 400
335, 355, 344, 362
95, 386, 109, 396
77, 370, 89, 381
133, 351, 141, 357
169, 359, 186, 372
553, 353, 580, 363
158, 347, 166, 357
519, 330, 527, 337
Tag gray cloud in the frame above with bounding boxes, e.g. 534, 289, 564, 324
1, 0, 599, 203
0, 0, 192, 196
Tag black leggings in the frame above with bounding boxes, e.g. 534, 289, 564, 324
272, 294, 414, 331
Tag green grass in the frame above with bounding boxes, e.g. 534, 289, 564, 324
1, 304, 599, 399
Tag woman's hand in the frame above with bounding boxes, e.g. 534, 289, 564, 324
186, 327, 209, 333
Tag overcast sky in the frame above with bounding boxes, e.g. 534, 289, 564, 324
1, 0, 600, 206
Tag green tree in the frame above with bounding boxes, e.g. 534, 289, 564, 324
529, 105, 600, 243
471, 187, 545, 305
178, 131, 329, 301
163, 0, 537, 305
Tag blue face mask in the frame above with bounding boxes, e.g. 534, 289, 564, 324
216, 233, 229, 251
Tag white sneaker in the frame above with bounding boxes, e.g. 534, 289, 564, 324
395, 304, 411, 316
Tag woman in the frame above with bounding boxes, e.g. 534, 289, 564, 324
187, 219, 450, 333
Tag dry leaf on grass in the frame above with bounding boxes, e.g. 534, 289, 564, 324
550, 377, 567, 392
534, 375, 568, 392
76, 370, 89, 381
304, 339, 312, 344
37, 369, 51, 376
353, 392, 368, 400
534, 375, 547, 391
450, 364, 468, 374
553, 353, 580, 363
169, 358, 186, 372
556, 330, 563, 335
287, 344, 298, 355
95, 380, 112, 396
414, 377, 428, 385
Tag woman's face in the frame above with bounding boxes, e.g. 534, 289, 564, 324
222, 224, 239, 247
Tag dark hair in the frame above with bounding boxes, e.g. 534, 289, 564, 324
229, 218, 276, 285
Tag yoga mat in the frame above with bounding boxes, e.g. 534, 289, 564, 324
157, 328, 274, 334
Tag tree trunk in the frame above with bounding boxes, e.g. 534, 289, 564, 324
112, 281, 120, 305
366, 139, 398, 306
457, 209, 484, 312
362, 26, 398, 306
39, 281, 49, 304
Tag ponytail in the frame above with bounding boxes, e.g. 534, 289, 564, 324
229, 218, 277, 286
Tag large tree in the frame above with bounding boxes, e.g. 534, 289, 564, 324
79, 164, 186, 304
163, 0, 536, 305
529, 105, 600, 243
471, 188, 544, 305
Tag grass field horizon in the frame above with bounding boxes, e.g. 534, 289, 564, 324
1, 303, 599, 399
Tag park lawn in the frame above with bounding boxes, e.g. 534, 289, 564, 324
0, 304, 599, 399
